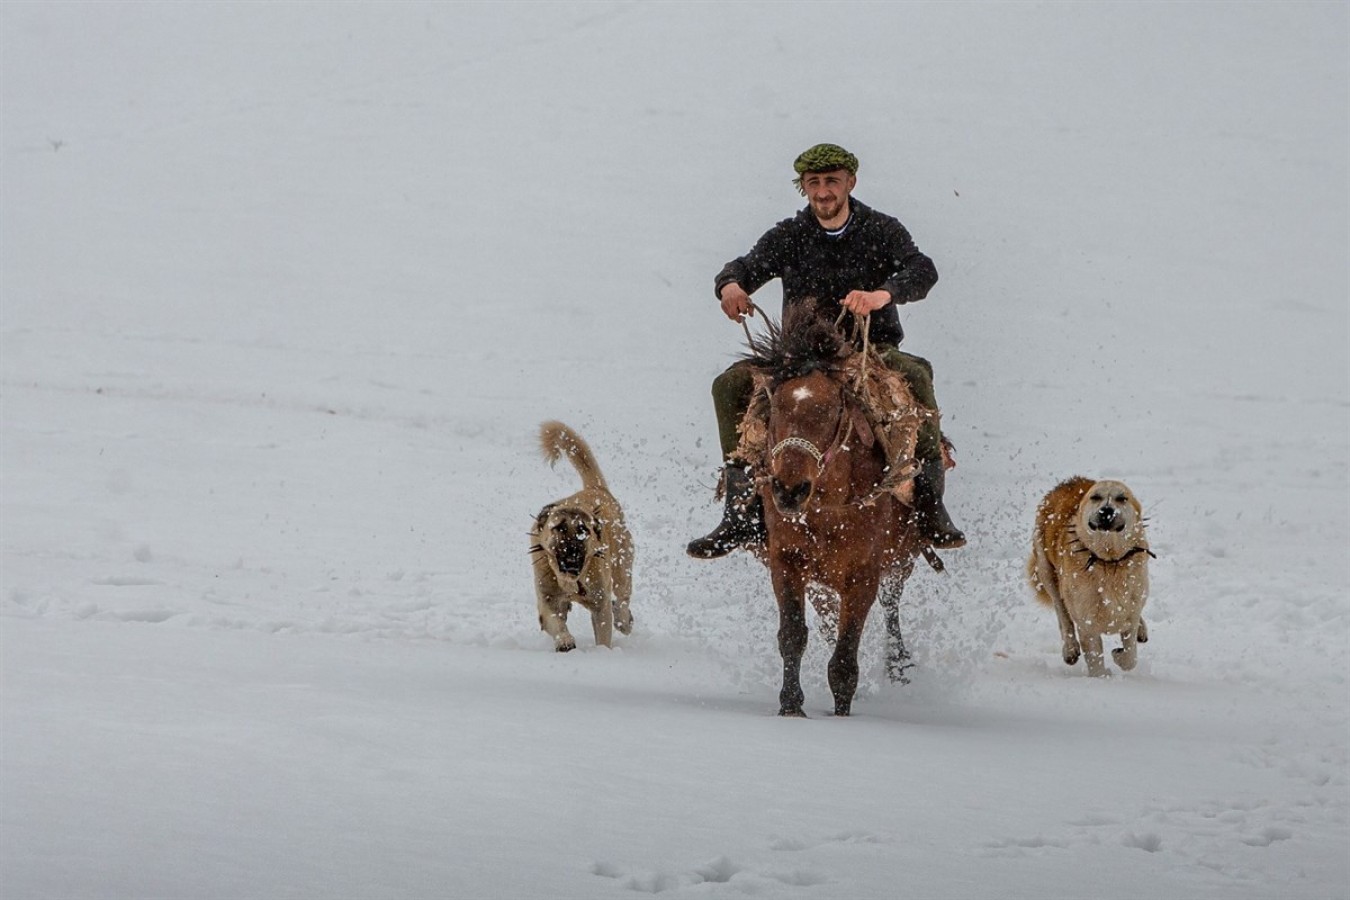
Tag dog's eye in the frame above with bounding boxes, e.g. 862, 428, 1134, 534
1089, 494, 1102, 502
576, 524, 589, 537
1114, 495, 1127, 504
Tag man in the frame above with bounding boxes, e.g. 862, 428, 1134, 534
687, 142, 966, 559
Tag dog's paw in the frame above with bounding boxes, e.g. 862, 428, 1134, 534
1062, 646, 1080, 666
555, 637, 577, 653
1111, 647, 1138, 671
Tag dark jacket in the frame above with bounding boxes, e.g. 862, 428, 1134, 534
714, 198, 938, 346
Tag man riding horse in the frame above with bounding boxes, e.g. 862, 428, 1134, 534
687, 142, 966, 558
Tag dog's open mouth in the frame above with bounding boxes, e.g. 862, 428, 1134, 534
1088, 516, 1126, 533
553, 540, 587, 576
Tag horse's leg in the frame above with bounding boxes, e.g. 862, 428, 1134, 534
771, 565, 809, 717
808, 584, 838, 647
828, 574, 881, 716
879, 560, 916, 684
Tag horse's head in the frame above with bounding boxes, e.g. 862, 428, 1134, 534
747, 300, 874, 515
767, 369, 851, 514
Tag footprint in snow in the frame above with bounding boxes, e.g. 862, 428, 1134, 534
590, 855, 828, 893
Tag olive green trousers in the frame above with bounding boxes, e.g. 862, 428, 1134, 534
710, 346, 943, 461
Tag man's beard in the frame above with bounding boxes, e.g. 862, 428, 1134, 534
810, 196, 846, 222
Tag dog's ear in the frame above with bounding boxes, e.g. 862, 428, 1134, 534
533, 503, 556, 532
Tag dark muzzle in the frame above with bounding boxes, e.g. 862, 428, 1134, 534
1088, 506, 1124, 532
771, 478, 813, 514
553, 537, 587, 575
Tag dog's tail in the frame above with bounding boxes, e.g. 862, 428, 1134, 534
1026, 541, 1056, 606
539, 420, 609, 494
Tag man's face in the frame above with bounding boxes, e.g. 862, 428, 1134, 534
802, 169, 856, 224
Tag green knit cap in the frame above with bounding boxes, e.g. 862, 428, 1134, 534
792, 143, 859, 194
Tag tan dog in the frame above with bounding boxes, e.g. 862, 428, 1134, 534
529, 421, 634, 651
1027, 477, 1153, 677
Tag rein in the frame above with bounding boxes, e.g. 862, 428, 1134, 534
739, 300, 770, 346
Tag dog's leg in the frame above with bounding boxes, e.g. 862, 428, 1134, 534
1112, 622, 1140, 671
612, 598, 633, 636
1034, 547, 1080, 666
1136, 616, 1148, 643
538, 593, 577, 652
589, 598, 614, 649
588, 572, 616, 648
611, 546, 634, 636
1053, 595, 1081, 668
1080, 631, 1108, 677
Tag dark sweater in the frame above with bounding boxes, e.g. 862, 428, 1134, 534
714, 198, 938, 346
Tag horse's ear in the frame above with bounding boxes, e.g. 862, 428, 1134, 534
850, 406, 875, 449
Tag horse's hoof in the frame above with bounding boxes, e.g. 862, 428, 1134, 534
886, 661, 914, 685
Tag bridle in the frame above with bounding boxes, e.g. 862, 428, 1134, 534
750, 304, 893, 505
769, 383, 856, 476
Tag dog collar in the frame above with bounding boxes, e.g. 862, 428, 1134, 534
1082, 545, 1157, 571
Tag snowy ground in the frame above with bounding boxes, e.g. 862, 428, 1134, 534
2, 3, 1346, 899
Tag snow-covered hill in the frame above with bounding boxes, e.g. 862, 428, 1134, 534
3, 4, 1346, 898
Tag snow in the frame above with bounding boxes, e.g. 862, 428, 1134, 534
2, 2, 1346, 898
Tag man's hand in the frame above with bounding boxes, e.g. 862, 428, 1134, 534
841, 289, 891, 316
719, 283, 754, 321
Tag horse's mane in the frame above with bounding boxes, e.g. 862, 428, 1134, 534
733, 298, 934, 510
743, 298, 850, 385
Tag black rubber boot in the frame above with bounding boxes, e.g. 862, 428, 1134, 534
686, 465, 766, 559
913, 457, 966, 549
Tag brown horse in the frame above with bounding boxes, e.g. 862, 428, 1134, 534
742, 302, 927, 717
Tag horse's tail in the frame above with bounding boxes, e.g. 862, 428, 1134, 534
539, 420, 609, 493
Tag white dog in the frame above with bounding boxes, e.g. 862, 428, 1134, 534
1027, 477, 1153, 677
